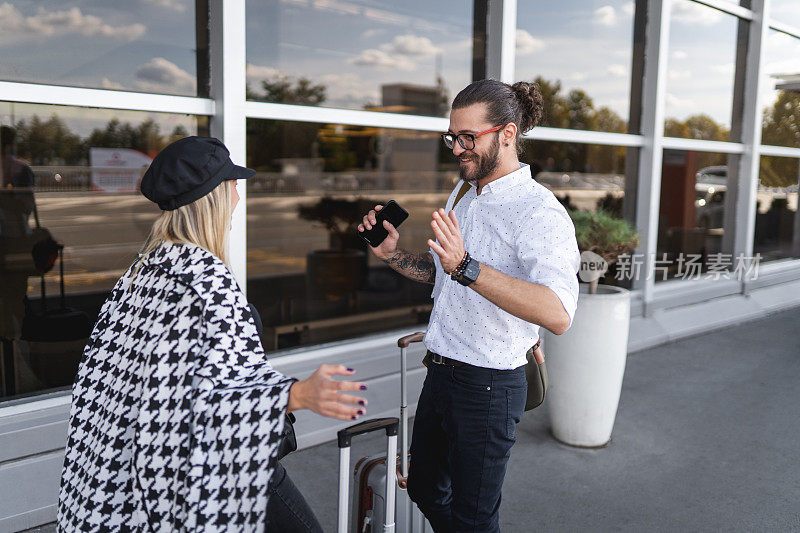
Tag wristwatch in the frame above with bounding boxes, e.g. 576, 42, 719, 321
456, 257, 481, 286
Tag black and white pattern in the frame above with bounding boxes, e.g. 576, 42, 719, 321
57, 241, 295, 532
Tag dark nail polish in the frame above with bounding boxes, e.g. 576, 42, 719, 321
347, 367, 354, 372
359, 400, 365, 406
358, 410, 365, 415
351, 416, 357, 420
360, 385, 368, 390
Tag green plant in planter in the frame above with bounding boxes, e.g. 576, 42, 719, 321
297, 196, 381, 251
568, 209, 639, 294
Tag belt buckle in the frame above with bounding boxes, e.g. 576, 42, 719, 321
431, 353, 445, 365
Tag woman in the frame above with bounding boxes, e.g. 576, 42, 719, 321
57, 137, 366, 531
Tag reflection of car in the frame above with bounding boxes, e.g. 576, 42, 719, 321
249, 174, 305, 194
320, 174, 359, 191
695, 166, 727, 229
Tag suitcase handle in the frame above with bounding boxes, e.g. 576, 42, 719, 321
337, 417, 398, 448
397, 331, 425, 348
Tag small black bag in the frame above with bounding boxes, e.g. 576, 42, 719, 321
277, 412, 298, 460
524, 340, 548, 411
248, 304, 298, 459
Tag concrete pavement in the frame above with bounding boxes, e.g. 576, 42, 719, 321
280, 305, 800, 531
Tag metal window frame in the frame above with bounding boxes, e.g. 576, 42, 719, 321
209, 0, 248, 286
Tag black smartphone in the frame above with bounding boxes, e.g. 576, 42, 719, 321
358, 200, 409, 247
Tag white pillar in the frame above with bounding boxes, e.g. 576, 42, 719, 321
486, 0, 517, 83
728, 0, 770, 272
635, 0, 672, 315
209, 0, 248, 291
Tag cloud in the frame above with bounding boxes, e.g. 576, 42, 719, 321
516, 29, 545, 56
607, 64, 627, 77
319, 73, 378, 105
711, 63, 734, 75
595, 6, 617, 26
349, 33, 441, 71
671, 1, 723, 26
668, 69, 691, 80
566, 72, 587, 82
381, 34, 441, 57
666, 92, 694, 111
361, 28, 383, 39
101, 78, 125, 90
622, 2, 635, 17
246, 63, 283, 84
349, 49, 414, 71
134, 57, 195, 92
0, 3, 146, 41
143, 0, 187, 12
672, 50, 688, 60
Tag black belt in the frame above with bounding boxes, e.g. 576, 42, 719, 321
424, 350, 468, 367
425, 339, 541, 369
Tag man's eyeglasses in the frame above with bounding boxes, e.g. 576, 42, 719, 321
441, 125, 504, 151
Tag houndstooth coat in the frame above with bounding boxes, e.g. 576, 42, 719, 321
57, 241, 295, 532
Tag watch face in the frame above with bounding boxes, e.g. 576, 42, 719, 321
464, 259, 480, 280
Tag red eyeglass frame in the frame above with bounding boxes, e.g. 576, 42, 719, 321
441, 124, 504, 150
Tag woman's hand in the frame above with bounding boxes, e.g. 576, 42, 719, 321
287, 365, 368, 421
427, 208, 466, 274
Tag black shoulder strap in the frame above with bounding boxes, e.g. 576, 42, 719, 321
452, 181, 471, 208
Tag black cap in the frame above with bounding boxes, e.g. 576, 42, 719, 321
140, 136, 255, 211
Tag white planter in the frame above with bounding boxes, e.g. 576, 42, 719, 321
544, 284, 631, 447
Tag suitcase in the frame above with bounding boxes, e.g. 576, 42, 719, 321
337, 417, 399, 533
21, 245, 91, 387
338, 332, 432, 533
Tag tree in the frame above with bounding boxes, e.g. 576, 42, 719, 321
760, 90, 800, 187
247, 75, 328, 170
13, 115, 85, 165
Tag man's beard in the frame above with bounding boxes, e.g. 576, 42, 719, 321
458, 135, 501, 186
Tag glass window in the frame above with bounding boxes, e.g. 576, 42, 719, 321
0, 1, 203, 96
656, 150, 736, 281
0, 103, 206, 402
521, 139, 632, 287
245, 0, 472, 116
520, 139, 628, 215
664, 0, 739, 140
515, 0, 634, 132
246, 119, 455, 351
754, 155, 799, 261
761, 31, 800, 149
771, 1, 800, 29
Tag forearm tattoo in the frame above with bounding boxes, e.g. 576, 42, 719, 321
383, 249, 436, 284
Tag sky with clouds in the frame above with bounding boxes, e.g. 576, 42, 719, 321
1, 0, 800, 135
245, 0, 472, 112
0, 0, 197, 95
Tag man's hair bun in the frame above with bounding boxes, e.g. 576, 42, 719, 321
511, 81, 543, 133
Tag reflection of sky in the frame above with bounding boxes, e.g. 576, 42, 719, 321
771, 0, 800, 29
0, 0, 197, 95
762, 30, 800, 114
246, 0, 472, 111
0, 102, 199, 141
664, 0, 739, 128
516, 0, 634, 123
0, 0, 798, 130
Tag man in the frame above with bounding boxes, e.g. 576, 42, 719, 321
359, 79, 580, 532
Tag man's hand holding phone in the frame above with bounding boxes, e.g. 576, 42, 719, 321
358, 204, 401, 259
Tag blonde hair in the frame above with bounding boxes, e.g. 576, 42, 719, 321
136, 180, 233, 274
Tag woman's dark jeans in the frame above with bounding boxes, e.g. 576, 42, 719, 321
265, 461, 323, 533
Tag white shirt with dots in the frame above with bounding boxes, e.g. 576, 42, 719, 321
423, 163, 580, 370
